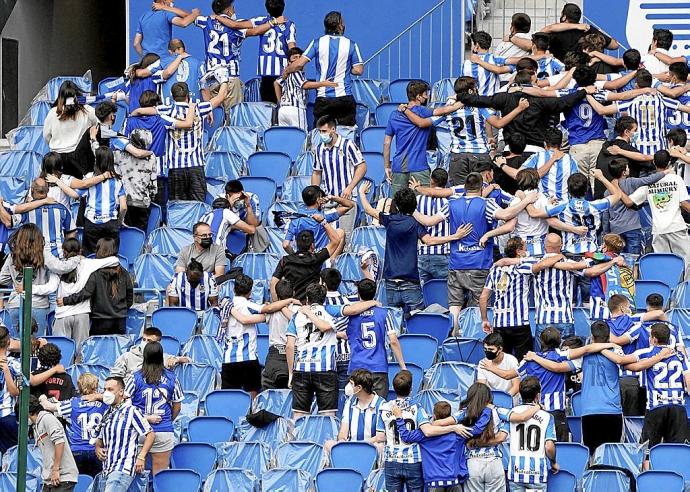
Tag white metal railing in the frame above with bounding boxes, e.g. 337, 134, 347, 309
582, 14, 629, 57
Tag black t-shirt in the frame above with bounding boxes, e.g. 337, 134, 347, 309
272, 249, 330, 300
495, 154, 530, 195
30, 369, 76, 401
549, 25, 613, 62
594, 138, 655, 198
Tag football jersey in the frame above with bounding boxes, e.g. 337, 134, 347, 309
498, 405, 556, 486
456, 406, 507, 459
521, 151, 579, 202
511, 192, 550, 256
377, 397, 429, 464
634, 320, 686, 352
167, 271, 218, 311
518, 350, 579, 411
545, 198, 612, 254
484, 262, 534, 328
219, 296, 262, 363
125, 369, 184, 433
445, 102, 496, 154
665, 83, 690, 134
616, 94, 679, 155
558, 87, 609, 145
195, 15, 247, 75
286, 304, 337, 372
636, 347, 690, 410
607, 314, 644, 378
57, 397, 108, 452
346, 307, 396, 373
255, 16, 297, 76
0, 358, 20, 418
461, 53, 507, 96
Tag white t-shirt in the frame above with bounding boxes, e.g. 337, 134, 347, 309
512, 190, 549, 241
476, 353, 519, 397
641, 50, 669, 75
494, 33, 532, 81
48, 175, 75, 210
630, 173, 689, 235
266, 304, 298, 347
43, 106, 98, 153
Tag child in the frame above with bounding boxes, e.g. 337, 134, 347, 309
0, 325, 19, 453
30, 343, 75, 401
274, 47, 338, 130
167, 258, 219, 311
261, 278, 298, 390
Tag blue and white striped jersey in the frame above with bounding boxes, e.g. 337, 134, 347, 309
518, 349, 578, 411
377, 397, 429, 463
303, 35, 363, 98
511, 192, 550, 256
607, 314, 644, 378
278, 71, 307, 109
342, 394, 385, 441
416, 194, 449, 255
461, 54, 507, 96
286, 304, 337, 372
158, 101, 214, 169
533, 256, 582, 324
219, 296, 262, 363
200, 208, 241, 247
521, 151, 579, 201
445, 102, 496, 154
125, 369, 184, 433
546, 198, 612, 254
665, 83, 690, 135
195, 15, 247, 75
634, 320, 686, 352
255, 17, 297, 77
535, 56, 564, 79
616, 94, 680, 155
21, 203, 76, 258
484, 262, 534, 328
498, 405, 556, 486
456, 406, 507, 459
168, 271, 218, 311
79, 179, 125, 224
636, 347, 690, 410
0, 358, 19, 418
98, 401, 152, 476
314, 136, 364, 198
324, 291, 356, 363
56, 397, 108, 452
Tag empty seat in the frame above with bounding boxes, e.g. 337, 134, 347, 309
424, 362, 476, 393
362, 151, 386, 184
171, 442, 217, 478
388, 79, 416, 102
205, 389, 252, 424
146, 227, 192, 256
330, 441, 378, 480
167, 201, 211, 231
263, 126, 306, 161
556, 442, 589, 480
133, 253, 176, 291
80, 335, 131, 367
181, 335, 223, 371
260, 468, 312, 492
230, 102, 275, 131
294, 415, 339, 442
205, 468, 257, 492
274, 441, 325, 478
422, 279, 449, 308
247, 151, 292, 183
153, 469, 201, 491
187, 416, 235, 444
216, 441, 271, 477
316, 469, 364, 492
397, 334, 438, 369
205, 150, 244, 179
639, 253, 685, 289
407, 313, 451, 344
209, 126, 259, 161
151, 307, 198, 344
374, 103, 399, 126
441, 338, 484, 365
174, 363, 217, 399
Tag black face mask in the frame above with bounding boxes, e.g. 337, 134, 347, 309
484, 350, 499, 361
199, 238, 213, 249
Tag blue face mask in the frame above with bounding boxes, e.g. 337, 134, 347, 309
319, 133, 333, 145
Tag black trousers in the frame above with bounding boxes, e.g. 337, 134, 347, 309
495, 325, 533, 362
90, 318, 126, 336
582, 414, 623, 456
313, 95, 357, 126
260, 76, 279, 103
125, 206, 150, 232
83, 219, 119, 257
550, 409, 569, 442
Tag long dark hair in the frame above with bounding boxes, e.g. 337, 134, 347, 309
127, 53, 160, 82
141, 341, 165, 385
60, 238, 82, 284
10, 224, 45, 270
94, 147, 120, 179
53, 80, 86, 121
40, 152, 64, 179
95, 238, 121, 298
459, 382, 496, 448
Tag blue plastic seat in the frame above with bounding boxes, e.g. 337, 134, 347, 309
167, 201, 211, 232
281, 176, 311, 203
351, 226, 386, 260
0, 472, 40, 492
424, 362, 475, 393
134, 253, 176, 291
441, 337, 484, 364
413, 389, 462, 416
254, 389, 293, 419
356, 102, 371, 130
639, 253, 685, 289
583, 469, 630, 492
181, 335, 223, 371
205, 389, 252, 423
204, 106, 226, 141
431, 78, 456, 103
239, 416, 292, 446
635, 280, 671, 311
232, 252, 280, 282
80, 335, 131, 367
187, 416, 235, 444
66, 364, 109, 389
260, 468, 312, 492
43, 336, 75, 366
649, 443, 690, 482
205, 150, 244, 179
171, 442, 217, 478
351, 79, 388, 113
274, 441, 325, 478
294, 415, 339, 442
571, 390, 582, 416
331, 442, 378, 479
546, 469, 577, 492
243, 77, 262, 102
491, 390, 513, 409
556, 442, 589, 480
406, 313, 451, 344
316, 468, 364, 492
388, 363, 423, 395
293, 151, 315, 175
0, 150, 41, 177
74, 474, 93, 492
146, 203, 162, 238
375, 103, 400, 126
28, 100, 52, 125
397, 334, 438, 370
359, 126, 392, 153
146, 227, 192, 256
238, 177, 276, 217
362, 152, 386, 184
205, 468, 257, 492
216, 442, 270, 477
118, 226, 145, 270
158, 335, 180, 356
174, 363, 217, 399
593, 442, 644, 475
153, 468, 201, 491
0, 176, 28, 203
9, 125, 49, 154
263, 126, 306, 162
229, 102, 275, 131
388, 79, 416, 102
423, 279, 449, 308
568, 416, 582, 443
3, 444, 43, 476
209, 126, 259, 161
256, 334, 269, 365
247, 151, 292, 183
636, 470, 684, 492
151, 307, 198, 344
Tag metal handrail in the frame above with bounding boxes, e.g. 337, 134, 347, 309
582, 14, 629, 53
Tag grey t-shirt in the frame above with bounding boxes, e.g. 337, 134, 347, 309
111, 345, 174, 379
175, 243, 226, 273
34, 411, 79, 484
606, 172, 664, 234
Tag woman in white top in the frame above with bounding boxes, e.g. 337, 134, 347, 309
42, 81, 98, 179
38, 152, 109, 210
44, 238, 119, 348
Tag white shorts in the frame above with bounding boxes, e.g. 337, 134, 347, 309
139, 431, 176, 453
278, 106, 308, 131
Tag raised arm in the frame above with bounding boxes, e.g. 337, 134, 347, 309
488, 98, 530, 128
358, 181, 380, 219
589, 50, 625, 68
583, 256, 624, 278
479, 219, 516, 247
623, 348, 674, 372
469, 54, 513, 75
493, 191, 538, 221
478, 360, 518, 380
586, 94, 619, 116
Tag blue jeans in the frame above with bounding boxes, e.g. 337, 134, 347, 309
417, 254, 449, 284
535, 323, 574, 350
385, 280, 424, 320
336, 361, 350, 390
384, 461, 424, 492
9, 306, 50, 337
621, 229, 643, 255
103, 471, 134, 492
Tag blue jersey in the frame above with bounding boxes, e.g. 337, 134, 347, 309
636, 346, 690, 410
446, 105, 496, 154
522, 151, 579, 201
545, 198, 612, 254
79, 178, 125, 224
303, 35, 363, 98
455, 407, 507, 460
346, 307, 396, 373
21, 203, 76, 258
559, 87, 609, 145
341, 394, 384, 441
385, 106, 442, 173
377, 398, 428, 464
159, 54, 204, 102
448, 196, 499, 270
285, 208, 340, 250
536, 56, 564, 78
461, 54, 507, 96
607, 314, 643, 378
635, 320, 685, 352
125, 115, 169, 159
136, 10, 176, 58
0, 358, 19, 418
665, 84, 690, 133
581, 351, 623, 415
125, 369, 184, 433
255, 16, 297, 77
195, 15, 246, 75
126, 75, 163, 113
518, 350, 577, 411
57, 397, 108, 452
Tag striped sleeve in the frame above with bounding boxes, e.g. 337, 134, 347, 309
124, 375, 136, 398
544, 414, 556, 441
545, 201, 568, 218
197, 101, 213, 117
172, 378, 184, 403
303, 39, 317, 61
590, 198, 612, 212
287, 22, 297, 44
385, 310, 397, 334
294, 70, 307, 89
130, 407, 153, 436
346, 140, 364, 165
208, 275, 218, 297
661, 96, 680, 110
484, 268, 497, 289
351, 42, 364, 65
484, 198, 499, 222
56, 399, 72, 419
194, 16, 208, 28
313, 145, 323, 170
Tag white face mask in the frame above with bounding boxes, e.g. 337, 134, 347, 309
102, 391, 116, 406
344, 382, 358, 397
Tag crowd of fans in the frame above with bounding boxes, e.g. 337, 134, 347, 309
1, 0, 690, 491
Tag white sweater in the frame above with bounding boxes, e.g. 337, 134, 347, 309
42, 106, 98, 153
